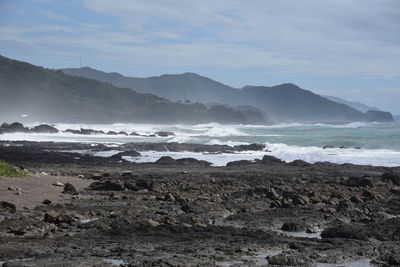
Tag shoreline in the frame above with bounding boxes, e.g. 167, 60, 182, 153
0, 140, 400, 266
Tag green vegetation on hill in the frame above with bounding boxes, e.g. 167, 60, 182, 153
0, 55, 266, 124
0, 160, 26, 177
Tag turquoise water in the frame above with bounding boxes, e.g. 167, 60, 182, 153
1, 122, 400, 166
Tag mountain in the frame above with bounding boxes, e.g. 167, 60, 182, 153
63, 67, 377, 123
365, 110, 394, 122
323, 95, 380, 113
0, 55, 266, 124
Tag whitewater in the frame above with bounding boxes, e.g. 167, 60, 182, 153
1, 122, 400, 167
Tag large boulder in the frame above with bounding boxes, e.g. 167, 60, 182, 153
63, 183, 78, 195
0, 201, 16, 213
87, 181, 124, 191
155, 131, 175, 137
31, 124, 59, 133
0, 122, 30, 134
382, 172, 400, 186
155, 156, 211, 167
260, 155, 284, 164
233, 143, 265, 151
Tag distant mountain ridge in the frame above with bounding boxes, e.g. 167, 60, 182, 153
62, 67, 391, 123
0, 55, 266, 124
323, 95, 380, 113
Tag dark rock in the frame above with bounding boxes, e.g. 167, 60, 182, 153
0, 201, 16, 213
130, 131, 140, 136
44, 210, 60, 223
42, 199, 52, 205
155, 156, 176, 165
344, 176, 373, 187
288, 159, 311, 166
106, 131, 118, 135
31, 124, 59, 133
87, 181, 124, 191
64, 128, 105, 135
281, 222, 305, 232
321, 224, 367, 240
226, 160, 253, 167
382, 172, 400, 186
0, 122, 30, 134
260, 155, 284, 164
323, 144, 335, 149
336, 200, 354, 212
233, 143, 265, 151
155, 131, 175, 137
117, 150, 141, 157
266, 188, 280, 200
267, 253, 314, 266
155, 156, 211, 167
135, 179, 159, 191
175, 158, 212, 167
63, 183, 78, 195
292, 195, 310, 206
118, 131, 128, 136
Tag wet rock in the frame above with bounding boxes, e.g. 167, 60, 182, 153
260, 155, 284, 164
382, 172, 400, 186
226, 160, 253, 166
63, 183, 78, 195
130, 131, 140, 136
31, 124, 59, 133
321, 224, 367, 240
288, 160, 311, 167
64, 128, 105, 135
117, 150, 141, 157
323, 144, 335, 149
233, 143, 265, 151
155, 156, 211, 167
87, 181, 124, 191
281, 222, 305, 232
0, 122, 30, 134
267, 253, 314, 266
106, 131, 118, 135
155, 131, 175, 137
0, 201, 16, 213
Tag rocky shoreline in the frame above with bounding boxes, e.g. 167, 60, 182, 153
0, 141, 400, 266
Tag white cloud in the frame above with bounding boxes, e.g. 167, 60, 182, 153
77, 0, 400, 77
37, 9, 71, 21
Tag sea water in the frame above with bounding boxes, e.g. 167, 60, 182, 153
1, 122, 400, 167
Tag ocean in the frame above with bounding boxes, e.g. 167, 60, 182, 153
1, 122, 400, 167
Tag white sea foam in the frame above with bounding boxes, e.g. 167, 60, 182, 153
266, 142, 400, 167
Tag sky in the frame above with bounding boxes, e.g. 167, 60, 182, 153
1, 0, 400, 114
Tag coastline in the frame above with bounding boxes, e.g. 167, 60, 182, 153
1, 140, 400, 266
